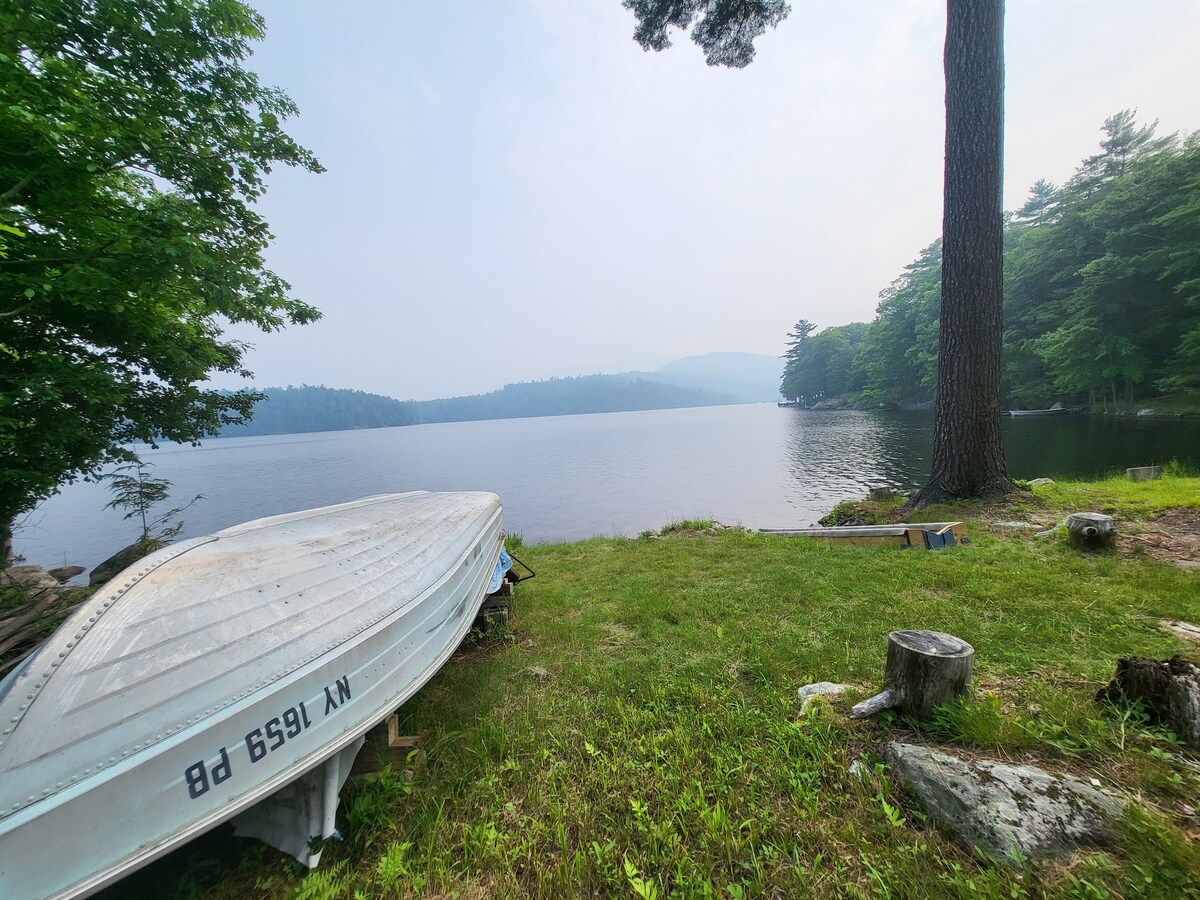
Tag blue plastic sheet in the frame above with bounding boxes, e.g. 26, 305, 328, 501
487, 546, 513, 594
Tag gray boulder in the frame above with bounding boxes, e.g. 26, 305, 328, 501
47, 565, 87, 584
886, 742, 1122, 864
0, 565, 61, 592
90, 539, 166, 586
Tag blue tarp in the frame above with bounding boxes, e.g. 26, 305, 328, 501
487, 546, 513, 594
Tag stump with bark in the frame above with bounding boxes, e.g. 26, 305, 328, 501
851, 630, 975, 719
1096, 656, 1200, 749
1067, 513, 1116, 551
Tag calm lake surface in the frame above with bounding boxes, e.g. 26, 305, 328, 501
15, 404, 1200, 572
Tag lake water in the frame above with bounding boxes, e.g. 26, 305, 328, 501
14, 404, 1200, 572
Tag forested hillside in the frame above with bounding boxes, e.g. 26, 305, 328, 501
781, 112, 1200, 410
222, 376, 736, 436
220, 387, 418, 436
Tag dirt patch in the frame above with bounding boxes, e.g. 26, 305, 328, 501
1119, 508, 1200, 569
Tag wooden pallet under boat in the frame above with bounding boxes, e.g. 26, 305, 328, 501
760, 522, 968, 549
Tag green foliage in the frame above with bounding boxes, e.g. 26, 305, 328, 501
857, 240, 942, 407
220, 386, 418, 437
789, 113, 1200, 413
779, 322, 868, 404
0, 0, 322, 528
656, 518, 716, 535
103, 457, 201, 543
623, 0, 790, 69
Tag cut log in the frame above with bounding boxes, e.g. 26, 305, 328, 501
851, 630, 975, 719
1096, 656, 1200, 749
1067, 513, 1116, 551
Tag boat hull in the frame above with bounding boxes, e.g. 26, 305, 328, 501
0, 492, 503, 899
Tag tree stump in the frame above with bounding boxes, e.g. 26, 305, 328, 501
850, 630, 975, 719
1096, 656, 1200, 749
1067, 513, 1116, 551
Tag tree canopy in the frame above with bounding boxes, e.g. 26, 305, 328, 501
0, 0, 321, 532
779, 114, 1200, 414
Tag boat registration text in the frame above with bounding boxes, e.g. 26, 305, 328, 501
183, 675, 352, 799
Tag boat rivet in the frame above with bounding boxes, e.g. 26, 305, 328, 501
10, 717, 18, 723
26, 796, 34, 803
11, 803, 18, 810
109, 757, 116, 763
18, 704, 27, 710
42, 788, 50, 795
50, 661, 60, 668
57, 652, 66, 658
26, 694, 33, 700
75, 632, 84, 639
56, 782, 63, 788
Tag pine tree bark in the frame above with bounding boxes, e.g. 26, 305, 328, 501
914, 0, 1013, 505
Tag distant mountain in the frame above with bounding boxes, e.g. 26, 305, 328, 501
219, 376, 738, 437
413, 374, 735, 423
621, 352, 782, 403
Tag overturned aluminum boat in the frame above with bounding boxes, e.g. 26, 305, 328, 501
0, 491, 505, 899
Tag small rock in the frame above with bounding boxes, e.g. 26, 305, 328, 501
848, 756, 873, 783
1028, 477, 1055, 486
1137, 408, 1155, 417
47, 565, 87, 584
90, 539, 166, 586
886, 742, 1122, 864
0, 565, 61, 592
796, 681, 848, 714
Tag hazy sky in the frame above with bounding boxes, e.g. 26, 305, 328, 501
220, 0, 1199, 401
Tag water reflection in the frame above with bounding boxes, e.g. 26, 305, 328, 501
782, 411, 931, 503
14, 404, 1200, 571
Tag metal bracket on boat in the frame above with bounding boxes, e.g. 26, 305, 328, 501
505, 551, 536, 584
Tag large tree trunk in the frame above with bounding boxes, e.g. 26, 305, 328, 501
914, 0, 1012, 505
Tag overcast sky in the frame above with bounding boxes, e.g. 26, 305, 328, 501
220, 0, 1199, 401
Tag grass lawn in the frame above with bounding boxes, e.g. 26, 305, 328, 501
108, 478, 1200, 899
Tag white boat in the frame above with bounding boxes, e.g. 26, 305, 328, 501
1006, 402, 1083, 417
0, 491, 505, 899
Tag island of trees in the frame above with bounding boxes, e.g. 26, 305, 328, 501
220, 376, 738, 437
781, 113, 1200, 413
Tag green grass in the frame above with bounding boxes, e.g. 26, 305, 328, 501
105, 481, 1200, 899
1029, 471, 1200, 519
